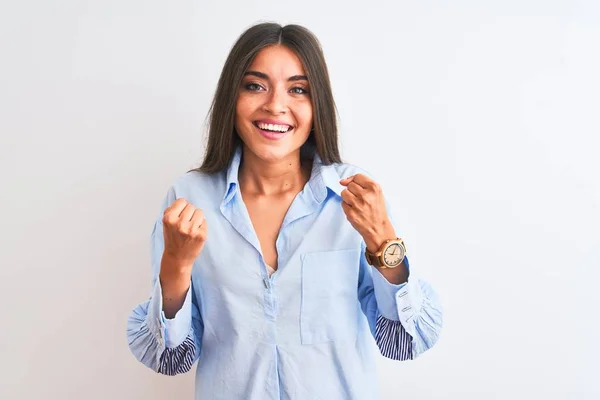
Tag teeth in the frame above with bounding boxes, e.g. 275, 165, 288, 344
257, 122, 291, 132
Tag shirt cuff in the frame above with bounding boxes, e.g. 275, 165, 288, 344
371, 265, 407, 321
371, 256, 421, 322
146, 277, 193, 349
393, 277, 423, 339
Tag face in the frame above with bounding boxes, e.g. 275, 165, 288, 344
235, 45, 313, 164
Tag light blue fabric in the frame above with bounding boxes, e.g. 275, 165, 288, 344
127, 146, 443, 399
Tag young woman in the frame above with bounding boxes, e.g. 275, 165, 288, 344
127, 22, 443, 400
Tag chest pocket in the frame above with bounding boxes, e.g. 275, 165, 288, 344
300, 248, 361, 345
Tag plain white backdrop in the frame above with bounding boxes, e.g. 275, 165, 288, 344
1, 1, 598, 399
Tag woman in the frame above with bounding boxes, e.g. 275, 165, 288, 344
127, 22, 443, 400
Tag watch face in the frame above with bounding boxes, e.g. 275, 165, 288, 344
383, 243, 404, 267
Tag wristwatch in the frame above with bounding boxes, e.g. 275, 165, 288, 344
365, 238, 406, 268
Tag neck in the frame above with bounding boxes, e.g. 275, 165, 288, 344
238, 147, 311, 196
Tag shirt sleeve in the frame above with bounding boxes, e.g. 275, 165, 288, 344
357, 245, 443, 361
126, 187, 204, 375
127, 276, 203, 375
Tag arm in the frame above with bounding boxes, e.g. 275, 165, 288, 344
340, 173, 443, 360
126, 190, 205, 375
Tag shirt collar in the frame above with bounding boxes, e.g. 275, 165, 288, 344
309, 152, 345, 202
222, 145, 344, 205
222, 146, 242, 205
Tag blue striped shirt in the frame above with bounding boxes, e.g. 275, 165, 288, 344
127, 146, 443, 399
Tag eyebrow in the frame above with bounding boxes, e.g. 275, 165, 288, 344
244, 70, 308, 82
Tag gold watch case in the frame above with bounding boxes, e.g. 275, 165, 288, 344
365, 238, 406, 268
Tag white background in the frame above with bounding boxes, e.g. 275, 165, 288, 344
1, 1, 598, 399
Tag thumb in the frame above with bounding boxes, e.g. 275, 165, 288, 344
340, 175, 354, 186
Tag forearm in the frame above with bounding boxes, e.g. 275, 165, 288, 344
159, 255, 192, 318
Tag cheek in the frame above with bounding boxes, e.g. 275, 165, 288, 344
234, 98, 257, 133
235, 96, 250, 118
297, 102, 313, 126
236, 92, 262, 113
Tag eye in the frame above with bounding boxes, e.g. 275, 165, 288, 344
290, 87, 309, 95
245, 83, 265, 91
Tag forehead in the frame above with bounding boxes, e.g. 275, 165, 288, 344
247, 45, 305, 78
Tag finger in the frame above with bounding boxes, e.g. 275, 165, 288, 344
341, 188, 358, 207
197, 219, 208, 241
346, 181, 365, 197
166, 198, 188, 215
179, 204, 196, 222
341, 202, 358, 223
341, 200, 352, 215
348, 173, 374, 189
339, 175, 354, 186
190, 209, 205, 228
163, 199, 188, 225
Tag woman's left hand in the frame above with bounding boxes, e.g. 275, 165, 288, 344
340, 174, 397, 253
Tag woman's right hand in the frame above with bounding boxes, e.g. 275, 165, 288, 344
161, 198, 208, 275
159, 198, 207, 318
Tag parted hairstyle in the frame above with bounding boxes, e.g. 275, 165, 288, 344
195, 22, 342, 174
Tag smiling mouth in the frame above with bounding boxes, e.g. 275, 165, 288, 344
253, 121, 294, 133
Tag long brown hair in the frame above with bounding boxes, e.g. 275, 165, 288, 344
195, 22, 341, 174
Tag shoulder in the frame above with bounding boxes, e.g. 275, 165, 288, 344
171, 169, 223, 192
159, 169, 227, 210
327, 161, 377, 181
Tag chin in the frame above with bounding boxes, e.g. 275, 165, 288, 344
250, 143, 295, 162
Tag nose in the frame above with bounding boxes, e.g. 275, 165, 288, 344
262, 88, 287, 115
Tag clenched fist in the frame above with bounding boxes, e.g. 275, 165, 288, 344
161, 198, 208, 272
339, 173, 396, 253
159, 198, 207, 317
340, 174, 408, 284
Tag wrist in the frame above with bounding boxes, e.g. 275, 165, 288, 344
377, 262, 409, 284
364, 220, 396, 253
159, 272, 191, 296
161, 253, 194, 274
159, 268, 191, 319
160, 256, 192, 289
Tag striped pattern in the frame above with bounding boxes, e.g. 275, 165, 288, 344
158, 335, 196, 375
375, 315, 413, 361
